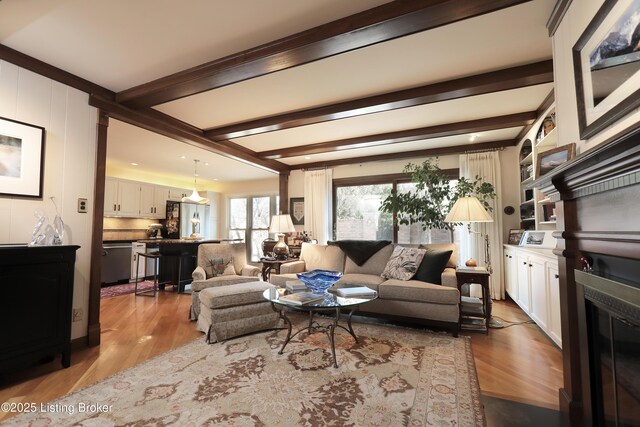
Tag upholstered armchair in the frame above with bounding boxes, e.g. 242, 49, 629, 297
190, 242, 261, 320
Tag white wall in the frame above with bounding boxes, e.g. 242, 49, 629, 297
0, 60, 97, 340
553, 0, 640, 153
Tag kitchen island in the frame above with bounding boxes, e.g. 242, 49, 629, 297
136, 239, 240, 291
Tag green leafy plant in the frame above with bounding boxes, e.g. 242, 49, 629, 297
379, 158, 496, 232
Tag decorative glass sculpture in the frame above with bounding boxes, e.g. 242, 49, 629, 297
29, 210, 47, 246
296, 269, 343, 294
50, 196, 64, 245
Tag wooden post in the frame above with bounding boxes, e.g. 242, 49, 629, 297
87, 109, 108, 347
279, 172, 289, 214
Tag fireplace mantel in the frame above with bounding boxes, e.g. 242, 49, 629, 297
531, 125, 640, 426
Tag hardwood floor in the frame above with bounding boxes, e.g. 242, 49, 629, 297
0, 293, 562, 423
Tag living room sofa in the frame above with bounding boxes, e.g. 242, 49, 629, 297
270, 242, 461, 335
190, 242, 261, 320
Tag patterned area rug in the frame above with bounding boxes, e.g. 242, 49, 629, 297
100, 281, 155, 298
2, 321, 485, 426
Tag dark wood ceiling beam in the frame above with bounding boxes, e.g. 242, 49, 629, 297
206, 60, 552, 140
0, 44, 115, 100
89, 96, 289, 174
260, 112, 536, 159
289, 139, 516, 170
116, 0, 533, 108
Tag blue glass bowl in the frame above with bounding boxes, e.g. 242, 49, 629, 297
296, 269, 343, 294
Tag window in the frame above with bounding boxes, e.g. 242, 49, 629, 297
333, 171, 458, 244
228, 195, 279, 262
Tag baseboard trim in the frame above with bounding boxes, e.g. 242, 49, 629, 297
71, 336, 87, 351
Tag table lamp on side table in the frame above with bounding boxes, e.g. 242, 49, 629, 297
269, 214, 296, 260
445, 196, 503, 329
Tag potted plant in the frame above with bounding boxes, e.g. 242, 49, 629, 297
379, 158, 496, 241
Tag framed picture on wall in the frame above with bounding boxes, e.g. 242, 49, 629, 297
0, 116, 45, 198
290, 197, 304, 225
573, 0, 640, 139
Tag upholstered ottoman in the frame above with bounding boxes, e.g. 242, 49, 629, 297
196, 281, 280, 343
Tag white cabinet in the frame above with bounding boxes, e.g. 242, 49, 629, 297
154, 186, 169, 219
516, 252, 531, 312
104, 177, 119, 216
140, 184, 156, 218
504, 245, 561, 348
529, 256, 547, 331
104, 178, 141, 217
547, 263, 562, 346
104, 179, 172, 219
169, 187, 189, 200
504, 246, 517, 301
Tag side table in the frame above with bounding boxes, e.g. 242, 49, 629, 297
260, 258, 296, 282
456, 267, 491, 334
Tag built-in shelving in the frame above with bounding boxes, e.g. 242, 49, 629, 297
517, 103, 557, 230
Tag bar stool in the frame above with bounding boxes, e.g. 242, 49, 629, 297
135, 252, 162, 297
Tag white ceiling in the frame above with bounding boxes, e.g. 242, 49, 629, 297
0, 0, 555, 183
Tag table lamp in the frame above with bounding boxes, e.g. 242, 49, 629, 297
269, 214, 296, 260
444, 196, 493, 271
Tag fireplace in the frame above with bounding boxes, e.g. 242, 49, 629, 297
576, 270, 640, 426
534, 124, 640, 425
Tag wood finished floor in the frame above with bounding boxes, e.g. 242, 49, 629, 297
0, 293, 563, 422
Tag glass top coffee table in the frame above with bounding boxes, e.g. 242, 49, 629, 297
263, 289, 377, 368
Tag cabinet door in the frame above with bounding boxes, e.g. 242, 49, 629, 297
117, 180, 141, 217
516, 253, 530, 312
104, 177, 119, 216
169, 187, 187, 200
504, 247, 517, 300
529, 256, 548, 330
547, 263, 562, 347
140, 184, 155, 218
154, 186, 169, 219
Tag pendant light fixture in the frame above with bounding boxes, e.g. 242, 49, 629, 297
182, 159, 209, 204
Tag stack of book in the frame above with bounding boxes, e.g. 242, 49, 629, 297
285, 280, 308, 292
278, 292, 325, 305
336, 286, 377, 297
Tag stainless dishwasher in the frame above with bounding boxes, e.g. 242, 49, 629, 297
101, 243, 132, 285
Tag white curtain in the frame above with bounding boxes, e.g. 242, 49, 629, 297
460, 152, 505, 300
304, 169, 333, 244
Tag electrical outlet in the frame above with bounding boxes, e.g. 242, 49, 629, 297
72, 308, 83, 322
78, 198, 88, 213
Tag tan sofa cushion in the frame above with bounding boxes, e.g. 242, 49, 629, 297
270, 273, 299, 288
420, 243, 457, 268
191, 275, 257, 292
335, 274, 385, 291
300, 242, 345, 272
199, 281, 272, 309
379, 279, 459, 305
343, 243, 394, 275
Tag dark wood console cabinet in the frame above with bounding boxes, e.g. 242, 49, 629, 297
0, 244, 80, 373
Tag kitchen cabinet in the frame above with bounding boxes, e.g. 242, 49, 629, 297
104, 177, 141, 217
104, 178, 172, 219
504, 244, 561, 347
169, 187, 189, 200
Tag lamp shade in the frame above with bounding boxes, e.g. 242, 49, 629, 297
269, 214, 296, 234
444, 196, 493, 223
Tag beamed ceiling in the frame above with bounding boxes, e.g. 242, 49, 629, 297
0, 0, 555, 184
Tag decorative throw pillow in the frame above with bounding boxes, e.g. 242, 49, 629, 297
413, 249, 453, 285
207, 257, 235, 277
380, 246, 426, 280
222, 257, 236, 276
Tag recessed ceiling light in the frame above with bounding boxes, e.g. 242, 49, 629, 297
469, 134, 477, 142
180, 155, 186, 159
130, 162, 138, 166
304, 156, 311, 159
204, 162, 209, 166
213, 178, 219, 181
